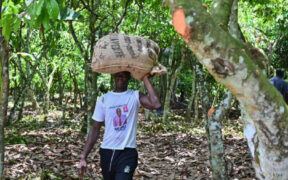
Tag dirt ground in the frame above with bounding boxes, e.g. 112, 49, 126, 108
4, 110, 255, 180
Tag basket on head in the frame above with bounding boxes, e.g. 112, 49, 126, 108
91, 34, 161, 80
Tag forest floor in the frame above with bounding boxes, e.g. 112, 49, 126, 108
4, 106, 256, 180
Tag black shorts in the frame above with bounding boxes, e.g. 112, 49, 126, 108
100, 148, 138, 180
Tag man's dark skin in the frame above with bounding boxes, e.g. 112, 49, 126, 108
79, 72, 161, 176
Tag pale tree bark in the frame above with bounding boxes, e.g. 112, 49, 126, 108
228, 0, 260, 173
210, 0, 234, 32
165, 0, 288, 179
193, 63, 204, 122
199, 66, 211, 122
228, 0, 245, 41
206, 90, 232, 180
206, 0, 234, 178
27, 88, 39, 110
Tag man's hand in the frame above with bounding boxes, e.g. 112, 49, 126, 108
78, 158, 87, 179
150, 64, 167, 77
141, 74, 151, 81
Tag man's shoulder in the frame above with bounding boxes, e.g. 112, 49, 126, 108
127, 89, 139, 94
270, 77, 276, 81
270, 76, 285, 82
102, 91, 114, 97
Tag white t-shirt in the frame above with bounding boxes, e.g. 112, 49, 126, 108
92, 90, 140, 150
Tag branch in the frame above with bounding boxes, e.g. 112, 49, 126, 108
93, 0, 101, 10
112, 0, 131, 32
272, 33, 284, 50
80, 0, 98, 16
47, 63, 58, 89
24, 57, 48, 89
210, 0, 234, 32
133, 1, 143, 34
68, 21, 86, 59
10, 59, 27, 81
95, 17, 106, 31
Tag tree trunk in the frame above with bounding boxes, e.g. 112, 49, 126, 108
0, 36, 4, 179
0, 9, 9, 176
193, 90, 199, 121
27, 88, 39, 111
163, 51, 186, 122
166, 1, 288, 179
199, 68, 211, 123
43, 64, 57, 114
68, 13, 98, 134
0, 42, 9, 127
185, 62, 196, 121
58, 70, 64, 106
85, 67, 98, 133
206, 91, 232, 180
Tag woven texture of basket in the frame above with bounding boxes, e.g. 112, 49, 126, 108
91, 34, 161, 80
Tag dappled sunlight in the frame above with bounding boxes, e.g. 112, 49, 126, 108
4, 110, 254, 179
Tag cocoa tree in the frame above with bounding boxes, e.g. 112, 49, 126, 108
0, 0, 10, 177
165, 0, 288, 179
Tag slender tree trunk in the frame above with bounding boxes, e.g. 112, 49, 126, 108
163, 52, 186, 122
206, 91, 232, 180
0, 37, 3, 178
1, 40, 9, 126
68, 12, 98, 134
27, 88, 39, 111
0, 5, 9, 175
199, 70, 211, 123
85, 66, 97, 133
43, 64, 57, 114
159, 71, 167, 107
16, 94, 25, 121
193, 90, 199, 121
62, 96, 71, 123
185, 61, 196, 121
139, 81, 151, 120
193, 63, 203, 122
58, 71, 64, 106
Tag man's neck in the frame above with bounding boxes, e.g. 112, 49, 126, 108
114, 88, 127, 92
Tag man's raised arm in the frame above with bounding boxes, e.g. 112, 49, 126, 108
139, 75, 161, 110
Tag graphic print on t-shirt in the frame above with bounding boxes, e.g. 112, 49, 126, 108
113, 106, 128, 131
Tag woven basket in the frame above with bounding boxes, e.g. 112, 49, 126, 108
91, 34, 161, 80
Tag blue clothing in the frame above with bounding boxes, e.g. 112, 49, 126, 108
269, 76, 288, 97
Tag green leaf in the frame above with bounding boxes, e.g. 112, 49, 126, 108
46, 0, 60, 20
41, 7, 50, 29
1, 14, 14, 40
27, 2, 37, 20
35, 0, 44, 16
58, 7, 83, 21
120, 0, 127, 8
13, 16, 21, 33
